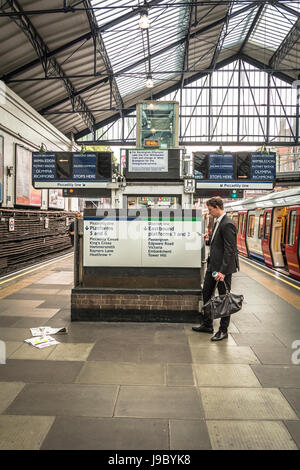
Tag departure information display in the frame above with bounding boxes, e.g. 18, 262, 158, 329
32, 151, 112, 188
209, 154, 234, 180
194, 151, 276, 189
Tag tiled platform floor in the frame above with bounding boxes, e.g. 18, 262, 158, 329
0, 254, 299, 450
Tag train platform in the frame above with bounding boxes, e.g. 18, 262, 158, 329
0, 253, 299, 451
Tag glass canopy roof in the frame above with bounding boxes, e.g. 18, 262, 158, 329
91, 0, 190, 97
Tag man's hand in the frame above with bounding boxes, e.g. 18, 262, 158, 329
204, 232, 210, 242
215, 272, 225, 282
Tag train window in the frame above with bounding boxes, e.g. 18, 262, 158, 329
288, 210, 297, 246
264, 212, 271, 240
248, 215, 255, 238
232, 215, 238, 229
258, 215, 264, 239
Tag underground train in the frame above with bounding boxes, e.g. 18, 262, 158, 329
223, 188, 300, 280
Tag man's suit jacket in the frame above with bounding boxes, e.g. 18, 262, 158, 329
207, 214, 239, 274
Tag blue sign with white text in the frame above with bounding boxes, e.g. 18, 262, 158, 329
73, 153, 97, 180
32, 153, 56, 180
209, 154, 234, 180
251, 154, 276, 181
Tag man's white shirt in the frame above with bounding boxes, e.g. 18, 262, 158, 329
211, 212, 226, 242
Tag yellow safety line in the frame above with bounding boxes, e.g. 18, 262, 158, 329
240, 257, 300, 291
0, 253, 73, 286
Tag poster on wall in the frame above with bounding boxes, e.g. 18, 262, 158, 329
15, 145, 41, 206
0, 135, 3, 203
49, 189, 64, 209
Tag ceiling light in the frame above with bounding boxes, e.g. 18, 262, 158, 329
146, 74, 154, 88
139, 12, 150, 29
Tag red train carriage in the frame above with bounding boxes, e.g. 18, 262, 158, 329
225, 189, 300, 280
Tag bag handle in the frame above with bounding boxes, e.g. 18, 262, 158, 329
210, 278, 230, 299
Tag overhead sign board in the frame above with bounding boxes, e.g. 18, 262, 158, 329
128, 149, 168, 172
124, 148, 180, 181
209, 153, 234, 180
250, 154, 276, 181
32, 151, 112, 189
194, 151, 276, 189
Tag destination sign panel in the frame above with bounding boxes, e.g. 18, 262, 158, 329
209, 153, 234, 180
32, 151, 112, 189
251, 153, 276, 181
193, 151, 276, 189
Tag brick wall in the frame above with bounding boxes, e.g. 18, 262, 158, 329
71, 290, 201, 322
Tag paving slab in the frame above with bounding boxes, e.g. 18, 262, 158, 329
88, 340, 141, 362
41, 416, 169, 450
200, 388, 298, 420
284, 421, 300, 449
194, 364, 261, 387
250, 345, 295, 365
115, 385, 204, 419
0, 415, 55, 450
280, 389, 300, 418
5, 341, 23, 358
0, 360, 84, 383
9, 343, 55, 360
47, 343, 94, 361
6, 383, 118, 418
188, 333, 237, 347
206, 420, 298, 450
8, 317, 56, 328
170, 419, 211, 450
76, 361, 165, 385
0, 328, 33, 341
1, 307, 59, 318
251, 365, 300, 388
167, 364, 195, 386
0, 381, 25, 413
232, 333, 284, 347
190, 345, 260, 364
140, 343, 192, 363
36, 272, 73, 285
0, 299, 43, 313
0, 316, 21, 327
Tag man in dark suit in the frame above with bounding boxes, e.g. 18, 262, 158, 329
192, 196, 239, 341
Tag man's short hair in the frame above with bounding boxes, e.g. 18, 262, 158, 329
206, 196, 224, 210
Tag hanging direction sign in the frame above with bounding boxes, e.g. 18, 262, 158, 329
32, 151, 112, 188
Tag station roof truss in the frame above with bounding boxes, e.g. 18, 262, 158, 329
1, 0, 300, 144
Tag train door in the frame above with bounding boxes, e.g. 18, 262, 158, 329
262, 209, 273, 267
285, 206, 300, 280
237, 211, 248, 256
270, 207, 285, 268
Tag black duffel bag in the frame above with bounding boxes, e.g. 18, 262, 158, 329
203, 280, 244, 320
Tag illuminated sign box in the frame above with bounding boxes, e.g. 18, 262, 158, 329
124, 148, 180, 181
32, 151, 112, 189
194, 152, 276, 189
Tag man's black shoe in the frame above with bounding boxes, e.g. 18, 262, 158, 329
211, 330, 228, 341
192, 325, 214, 333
